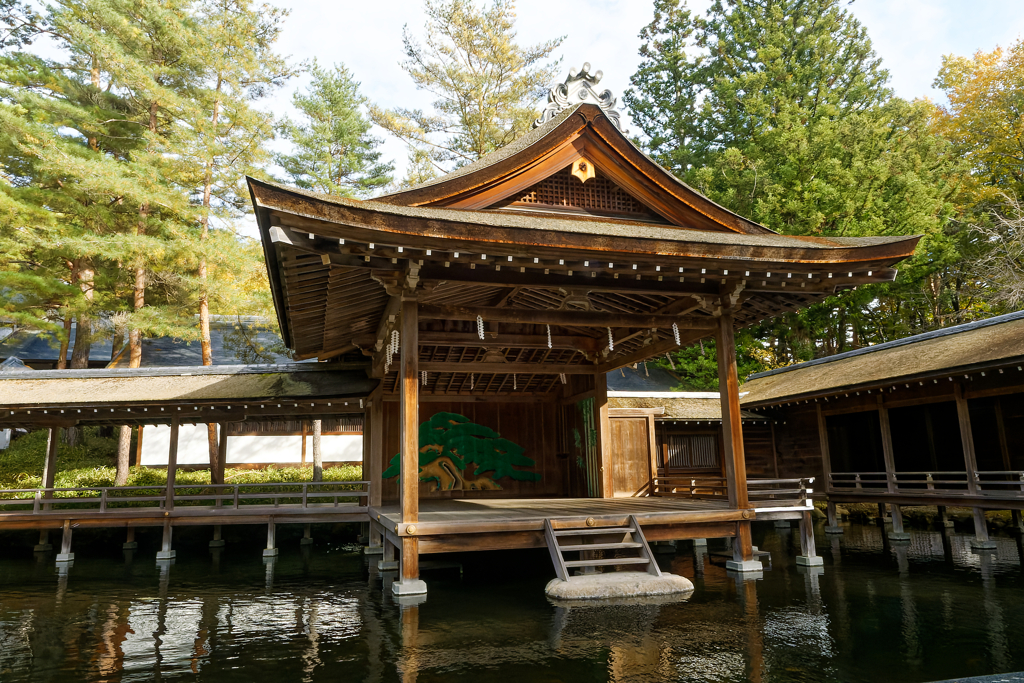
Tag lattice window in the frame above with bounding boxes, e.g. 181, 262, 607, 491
504, 167, 656, 218
662, 434, 719, 470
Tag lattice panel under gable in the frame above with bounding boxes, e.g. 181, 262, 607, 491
496, 166, 664, 221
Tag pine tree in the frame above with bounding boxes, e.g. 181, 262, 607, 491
626, 0, 961, 372
275, 61, 392, 197
370, 0, 563, 177
182, 0, 296, 479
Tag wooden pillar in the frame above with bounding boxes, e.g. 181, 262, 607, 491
877, 396, 897, 494
134, 424, 144, 466
157, 519, 175, 560
646, 413, 658, 493
715, 313, 748, 510
396, 298, 425, 595
972, 508, 996, 549
889, 504, 910, 541
369, 387, 383, 510
301, 523, 313, 545
816, 404, 831, 493
311, 419, 323, 482
124, 526, 137, 550
214, 423, 228, 485
716, 310, 756, 570
594, 372, 613, 498
165, 418, 179, 511
263, 518, 278, 557
56, 519, 74, 563
954, 384, 979, 494
796, 510, 822, 566
41, 426, 59, 511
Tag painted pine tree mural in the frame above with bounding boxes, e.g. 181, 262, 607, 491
382, 413, 541, 491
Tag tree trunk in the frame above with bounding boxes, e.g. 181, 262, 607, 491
312, 420, 323, 482
66, 259, 94, 447
56, 311, 72, 370
200, 78, 222, 473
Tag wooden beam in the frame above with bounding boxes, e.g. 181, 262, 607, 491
599, 327, 711, 373
418, 304, 715, 330
411, 331, 602, 351
418, 361, 596, 374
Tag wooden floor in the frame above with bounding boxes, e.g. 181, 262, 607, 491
375, 496, 754, 535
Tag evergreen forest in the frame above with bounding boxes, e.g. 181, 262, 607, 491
2, 0, 1023, 393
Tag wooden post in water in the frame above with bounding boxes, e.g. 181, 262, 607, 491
365, 388, 385, 555
889, 504, 910, 541
716, 308, 758, 573
55, 519, 74, 564
395, 298, 426, 595
263, 518, 278, 557
157, 519, 174, 561
124, 526, 137, 550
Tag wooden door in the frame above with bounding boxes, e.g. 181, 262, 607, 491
609, 415, 655, 497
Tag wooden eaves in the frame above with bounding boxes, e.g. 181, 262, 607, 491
247, 101, 920, 398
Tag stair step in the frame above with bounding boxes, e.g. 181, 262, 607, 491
553, 527, 632, 536
564, 557, 651, 568
558, 542, 643, 552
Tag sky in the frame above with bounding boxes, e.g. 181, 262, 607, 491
242, 0, 1024, 235
266, 0, 1024, 160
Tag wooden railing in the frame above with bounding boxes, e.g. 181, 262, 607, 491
650, 476, 727, 497
650, 476, 814, 510
829, 471, 1024, 497
0, 481, 370, 515
748, 478, 815, 510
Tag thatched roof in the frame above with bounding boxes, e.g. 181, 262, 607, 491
0, 365, 374, 428
741, 310, 1024, 406
608, 393, 761, 421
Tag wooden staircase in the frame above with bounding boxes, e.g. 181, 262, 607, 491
544, 515, 661, 582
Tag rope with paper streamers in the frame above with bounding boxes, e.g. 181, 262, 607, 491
477, 315, 484, 340
607, 327, 614, 351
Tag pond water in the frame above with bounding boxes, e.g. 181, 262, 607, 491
1, 521, 1022, 682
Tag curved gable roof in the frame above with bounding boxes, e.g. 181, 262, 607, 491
376, 103, 775, 235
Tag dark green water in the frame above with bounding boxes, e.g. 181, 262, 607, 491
1, 522, 1022, 682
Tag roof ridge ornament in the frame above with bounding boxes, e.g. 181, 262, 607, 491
534, 62, 625, 131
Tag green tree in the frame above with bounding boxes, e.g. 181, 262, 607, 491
179, 0, 296, 477
626, 0, 964, 376
275, 61, 392, 196
370, 0, 563, 178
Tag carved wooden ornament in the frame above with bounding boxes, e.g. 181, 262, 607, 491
571, 157, 596, 184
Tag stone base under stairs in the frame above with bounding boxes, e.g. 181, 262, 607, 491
544, 571, 694, 601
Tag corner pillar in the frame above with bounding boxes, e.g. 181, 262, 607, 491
395, 298, 426, 596
716, 310, 756, 572
796, 510, 823, 567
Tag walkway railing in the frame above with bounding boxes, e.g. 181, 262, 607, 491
829, 471, 1024, 497
650, 476, 814, 510
0, 481, 370, 515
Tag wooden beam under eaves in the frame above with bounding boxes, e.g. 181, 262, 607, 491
417, 304, 717, 330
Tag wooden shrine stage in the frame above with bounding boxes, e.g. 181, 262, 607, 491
371, 493, 809, 556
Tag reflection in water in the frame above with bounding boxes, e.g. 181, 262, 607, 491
0, 522, 1021, 683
